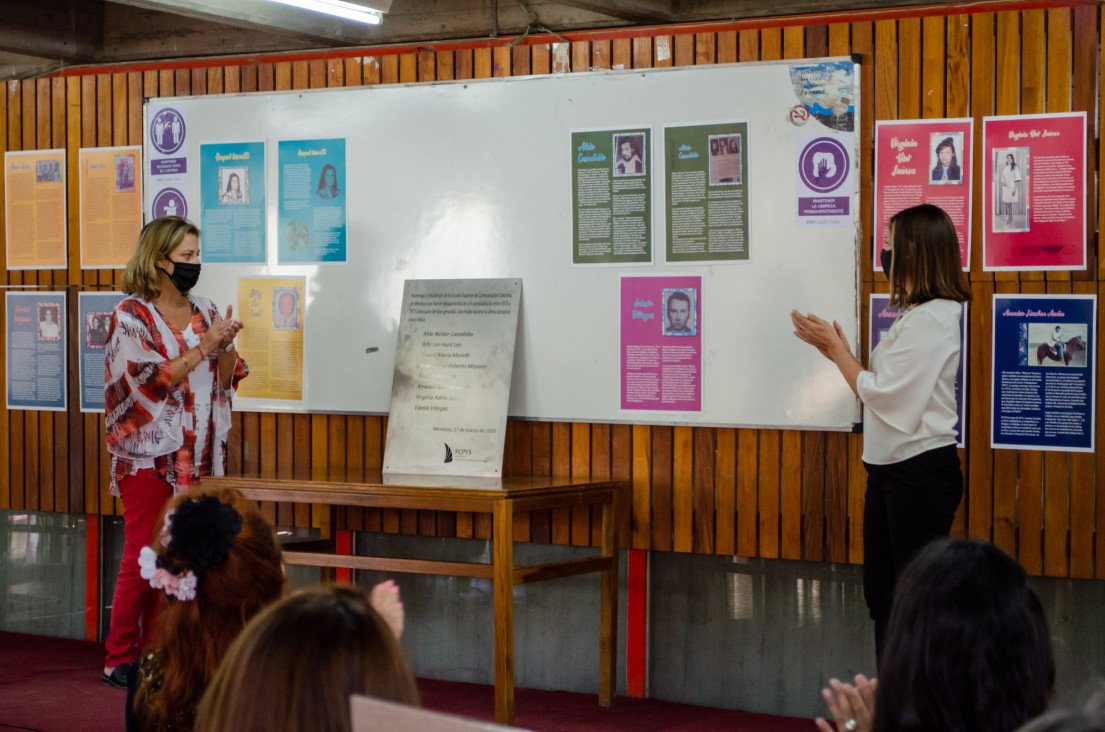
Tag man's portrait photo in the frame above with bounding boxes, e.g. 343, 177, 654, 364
613, 133, 645, 177
272, 287, 301, 331
37, 304, 61, 341
663, 289, 697, 336
86, 312, 110, 348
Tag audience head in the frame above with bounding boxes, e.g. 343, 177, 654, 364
195, 583, 419, 732
134, 487, 285, 730
874, 538, 1054, 732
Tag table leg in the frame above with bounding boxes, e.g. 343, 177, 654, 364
493, 499, 515, 725
599, 493, 618, 706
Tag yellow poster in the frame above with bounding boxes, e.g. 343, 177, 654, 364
236, 276, 305, 400
4, 149, 67, 269
79, 146, 143, 268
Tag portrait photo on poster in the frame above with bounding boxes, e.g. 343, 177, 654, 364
993, 147, 1028, 233
115, 154, 135, 192
35, 159, 61, 183
613, 132, 645, 177
662, 288, 697, 336
86, 312, 111, 348
316, 163, 340, 200
929, 132, 963, 184
1026, 322, 1088, 368
37, 303, 60, 341
220, 167, 248, 205
708, 133, 742, 185
272, 286, 301, 331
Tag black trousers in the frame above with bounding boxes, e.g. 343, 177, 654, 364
863, 444, 963, 661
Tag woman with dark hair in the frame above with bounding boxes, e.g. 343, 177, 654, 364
316, 164, 339, 199
1000, 152, 1022, 226
194, 584, 417, 732
816, 538, 1055, 732
126, 487, 285, 731
792, 203, 970, 657
930, 136, 961, 182
220, 172, 243, 204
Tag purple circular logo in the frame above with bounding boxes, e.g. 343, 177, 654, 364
798, 137, 850, 193
152, 188, 187, 219
150, 108, 186, 155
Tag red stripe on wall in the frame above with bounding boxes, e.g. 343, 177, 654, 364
336, 529, 352, 583
626, 548, 648, 698
85, 514, 99, 642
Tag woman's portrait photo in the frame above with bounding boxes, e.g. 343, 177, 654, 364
993, 147, 1028, 232
86, 312, 111, 348
219, 168, 247, 205
316, 163, 340, 199
37, 304, 61, 341
929, 133, 963, 184
272, 287, 301, 331
613, 133, 645, 177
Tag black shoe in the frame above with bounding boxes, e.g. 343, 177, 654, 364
101, 661, 134, 689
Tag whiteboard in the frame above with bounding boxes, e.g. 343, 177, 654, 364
144, 58, 861, 430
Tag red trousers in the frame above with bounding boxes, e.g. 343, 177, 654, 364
104, 470, 173, 668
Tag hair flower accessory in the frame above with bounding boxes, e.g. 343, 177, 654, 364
138, 545, 198, 602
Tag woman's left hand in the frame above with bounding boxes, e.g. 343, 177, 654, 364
814, 675, 876, 732
791, 310, 850, 362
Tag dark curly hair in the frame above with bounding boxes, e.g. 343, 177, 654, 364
873, 538, 1054, 732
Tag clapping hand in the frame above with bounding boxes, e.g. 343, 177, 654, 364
815, 675, 877, 732
791, 310, 849, 362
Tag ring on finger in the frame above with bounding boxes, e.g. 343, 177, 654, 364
844, 719, 857, 731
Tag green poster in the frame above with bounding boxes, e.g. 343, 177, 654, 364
572, 128, 652, 265
664, 122, 749, 263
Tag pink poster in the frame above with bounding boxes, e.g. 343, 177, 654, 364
873, 118, 973, 271
982, 113, 1086, 271
620, 275, 702, 412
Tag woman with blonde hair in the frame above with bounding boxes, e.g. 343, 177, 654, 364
126, 487, 285, 731
195, 584, 417, 732
103, 216, 247, 688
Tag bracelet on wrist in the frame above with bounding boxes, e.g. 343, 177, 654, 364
220, 341, 235, 353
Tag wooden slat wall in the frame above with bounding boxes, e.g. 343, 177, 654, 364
0, 6, 1102, 578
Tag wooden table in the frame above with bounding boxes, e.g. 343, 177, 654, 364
203, 471, 624, 725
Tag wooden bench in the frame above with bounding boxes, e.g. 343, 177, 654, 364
203, 471, 625, 725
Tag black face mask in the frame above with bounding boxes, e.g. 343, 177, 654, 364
160, 261, 201, 293
879, 248, 893, 280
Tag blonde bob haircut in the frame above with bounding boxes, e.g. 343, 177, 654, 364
122, 216, 200, 301
195, 584, 419, 732
886, 203, 971, 309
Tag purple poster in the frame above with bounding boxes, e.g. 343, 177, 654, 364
620, 276, 702, 412
147, 102, 191, 220
869, 294, 967, 447
796, 133, 854, 227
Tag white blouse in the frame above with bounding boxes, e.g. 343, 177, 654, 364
856, 298, 961, 465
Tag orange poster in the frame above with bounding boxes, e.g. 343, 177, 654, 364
79, 146, 143, 268
4, 149, 67, 269
235, 276, 305, 401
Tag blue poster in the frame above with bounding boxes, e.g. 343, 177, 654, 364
199, 141, 266, 263
6, 292, 67, 411
277, 138, 346, 264
78, 291, 125, 413
870, 294, 967, 448
991, 294, 1096, 452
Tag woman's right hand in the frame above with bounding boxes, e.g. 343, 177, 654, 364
200, 305, 243, 355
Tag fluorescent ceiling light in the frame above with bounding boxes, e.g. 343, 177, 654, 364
266, 0, 384, 25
